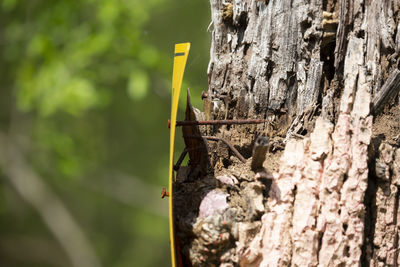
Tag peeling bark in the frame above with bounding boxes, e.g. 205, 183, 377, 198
174, 0, 400, 266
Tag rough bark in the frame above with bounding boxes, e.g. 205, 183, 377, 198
174, 0, 400, 266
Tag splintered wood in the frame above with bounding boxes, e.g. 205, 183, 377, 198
241, 36, 372, 267
372, 69, 400, 114
187, 0, 400, 266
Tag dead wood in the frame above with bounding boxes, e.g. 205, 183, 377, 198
174, 1, 400, 266
372, 69, 400, 114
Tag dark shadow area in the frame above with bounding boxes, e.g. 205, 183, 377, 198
321, 37, 336, 83
173, 167, 216, 266
361, 142, 379, 266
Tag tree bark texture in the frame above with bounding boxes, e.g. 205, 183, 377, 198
174, 1, 400, 266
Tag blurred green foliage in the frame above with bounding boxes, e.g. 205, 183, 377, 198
0, 0, 210, 266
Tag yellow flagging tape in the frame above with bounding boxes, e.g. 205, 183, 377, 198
169, 42, 190, 267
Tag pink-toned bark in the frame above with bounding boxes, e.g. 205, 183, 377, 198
202, 0, 400, 265
370, 144, 400, 266
241, 36, 373, 267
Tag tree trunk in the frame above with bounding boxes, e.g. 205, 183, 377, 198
174, 0, 400, 266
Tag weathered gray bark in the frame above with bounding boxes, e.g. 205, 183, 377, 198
174, 0, 400, 266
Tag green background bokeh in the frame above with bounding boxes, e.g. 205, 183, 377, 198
0, 1, 210, 266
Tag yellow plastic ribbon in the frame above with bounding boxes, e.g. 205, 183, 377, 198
169, 42, 190, 267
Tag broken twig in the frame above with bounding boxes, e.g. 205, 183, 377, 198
372, 69, 400, 114
185, 135, 246, 163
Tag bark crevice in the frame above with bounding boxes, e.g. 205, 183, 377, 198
174, 0, 400, 265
